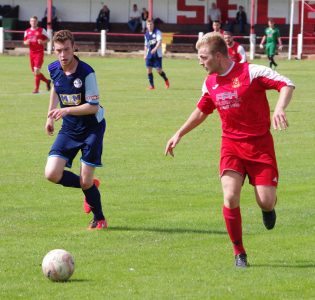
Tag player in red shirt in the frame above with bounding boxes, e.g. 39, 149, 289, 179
24, 16, 51, 94
223, 31, 247, 63
165, 32, 295, 268
212, 20, 224, 35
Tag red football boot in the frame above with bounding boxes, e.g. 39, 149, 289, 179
88, 219, 108, 230
165, 80, 170, 89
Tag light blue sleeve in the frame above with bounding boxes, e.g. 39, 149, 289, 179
85, 72, 104, 122
157, 30, 163, 58
85, 72, 100, 105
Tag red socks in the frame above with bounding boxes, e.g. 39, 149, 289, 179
223, 206, 246, 255
35, 74, 41, 90
39, 73, 49, 83
34, 73, 49, 90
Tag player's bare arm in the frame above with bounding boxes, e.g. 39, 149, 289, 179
38, 39, 48, 45
272, 85, 294, 130
259, 36, 266, 48
45, 87, 59, 135
48, 103, 100, 121
165, 108, 208, 157
144, 46, 147, 59
151, 40, 162, 54
278, 37, 283, 50
45, 118, 54, 136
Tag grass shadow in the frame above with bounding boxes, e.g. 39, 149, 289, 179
251, 263, 315, 269
67, 279, 92, 283
108, 225, 226, 235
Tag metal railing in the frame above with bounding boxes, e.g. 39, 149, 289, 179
1, 28, 312, 59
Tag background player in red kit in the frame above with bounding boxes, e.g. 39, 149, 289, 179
212, 20, 224, 35
165, 32, 295, 268
223, 31, 247, 63
24, 16, 51, 94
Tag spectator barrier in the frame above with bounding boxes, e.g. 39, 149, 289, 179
0, 28, 307, 59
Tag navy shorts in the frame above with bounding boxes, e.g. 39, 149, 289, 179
48, 119, 106, 168
146, 56, 162, 69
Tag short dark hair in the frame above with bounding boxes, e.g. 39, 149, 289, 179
53, 30, 75, 46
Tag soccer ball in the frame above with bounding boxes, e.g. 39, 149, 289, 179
42, 249, 75, 282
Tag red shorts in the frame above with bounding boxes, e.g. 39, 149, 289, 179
30, 52, 44, 71
220, 132, 279, 186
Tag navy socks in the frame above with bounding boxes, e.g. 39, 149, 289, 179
57, 170, 81, 188
82, 184, 105, 221
148, 73, 154, 87
159, 71, 168, 81
57, 171, 104, 221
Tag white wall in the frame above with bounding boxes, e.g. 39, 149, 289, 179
0, 0, 300, 24
268, 0, 299, 23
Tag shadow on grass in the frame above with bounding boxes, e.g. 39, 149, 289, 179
67, 279, 91, 283
251, 263, 315, 269
108, 225, 226, 235
46, 279, 91, 284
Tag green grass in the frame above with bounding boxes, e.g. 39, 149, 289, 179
0, 54, 314, 299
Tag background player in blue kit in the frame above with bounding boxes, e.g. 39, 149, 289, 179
144, 19, 170, 90
44, 30, 107, 230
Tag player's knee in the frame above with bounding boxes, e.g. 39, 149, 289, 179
223, 192, 240, 208
80, 178, 93, 190
259, 200, 275, 211
257, 194, 276, 211
45, 168, 62, 184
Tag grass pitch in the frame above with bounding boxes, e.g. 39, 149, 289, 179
0, 54, 314, 299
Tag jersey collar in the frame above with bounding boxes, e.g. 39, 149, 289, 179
219, 61, 235, 77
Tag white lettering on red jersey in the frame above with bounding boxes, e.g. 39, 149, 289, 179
197, 62, 294, 139
228, 42, 246, 63
24, 27, 48, 53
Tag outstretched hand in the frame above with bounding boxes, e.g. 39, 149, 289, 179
45, 118, 54, 135
47, 108, 68, 121
165, 134, 181, 157
272, 108, 288, 130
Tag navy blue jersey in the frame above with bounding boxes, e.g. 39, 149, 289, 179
48, 56, 104, 138
144, 28, 163, 59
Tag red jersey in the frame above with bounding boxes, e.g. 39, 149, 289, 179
197, 62, 294, 140
213, 29, 224, 35
227, 42, 246, 63
24, 27, 48, 53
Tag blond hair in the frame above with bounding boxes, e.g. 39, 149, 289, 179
196, 32, 228, 57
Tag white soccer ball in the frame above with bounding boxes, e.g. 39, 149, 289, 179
42, 249, 75, 282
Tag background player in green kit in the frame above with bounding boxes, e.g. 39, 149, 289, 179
260, 19, 283, 69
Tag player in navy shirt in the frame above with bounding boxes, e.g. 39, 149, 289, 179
144, 20, 170, 90
44, 30, 107, 230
